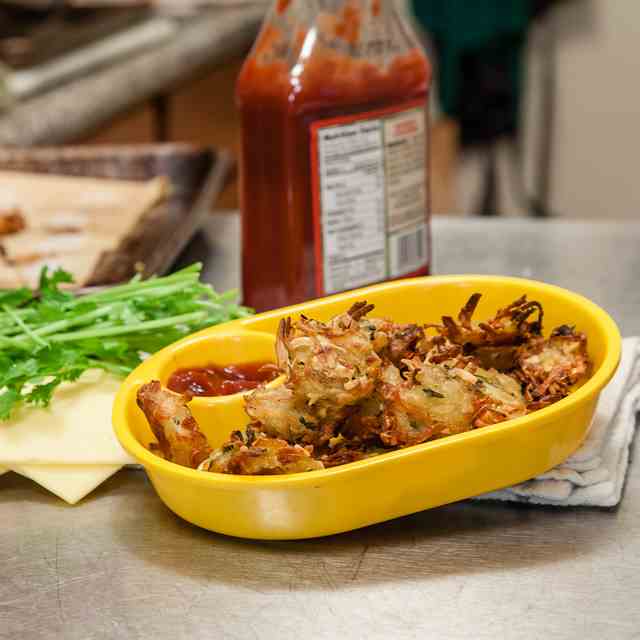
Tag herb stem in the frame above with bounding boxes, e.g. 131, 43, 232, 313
89, 360, 133, 376
48, 311, 208, 343
2, 305, 50, 348
75, 264, 203, 306
13, 305, 120, 345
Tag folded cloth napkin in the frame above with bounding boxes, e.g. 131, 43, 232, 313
476, 337, 640, 507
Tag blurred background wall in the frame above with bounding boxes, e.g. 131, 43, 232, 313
522, 0, 640, 219
1, 0, 637, 220
419, 0, 640, 219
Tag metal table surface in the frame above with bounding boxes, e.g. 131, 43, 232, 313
2, 215, 640, 640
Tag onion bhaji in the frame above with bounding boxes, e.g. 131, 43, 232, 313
137, 294, 591, 476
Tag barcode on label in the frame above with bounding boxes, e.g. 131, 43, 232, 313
390, 224, 428, 277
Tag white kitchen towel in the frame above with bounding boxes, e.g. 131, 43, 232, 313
476, 337, 640, 507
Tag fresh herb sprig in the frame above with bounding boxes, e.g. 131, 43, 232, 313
0, 263, 252, 420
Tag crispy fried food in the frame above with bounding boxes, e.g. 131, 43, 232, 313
138, 295, 591, 476
379, 362, 476, 446
137, 381, 211, 468
317, 446, 376, 468
245, 384, 330, 445
429, 293, 543, 349
470, 367, 527, 427
276, 303, 381, 421
419, 334, 465, 365
200, 427, 323, 475
470, 345, 520, 372
338, 394, 385, 446
516, 325, 590, 410
361, 317, 425, 366
378, 357, 526, 445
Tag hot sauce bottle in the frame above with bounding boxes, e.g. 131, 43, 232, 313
237, 0, 432, 311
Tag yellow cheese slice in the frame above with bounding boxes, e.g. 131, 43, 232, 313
0, 466, 6, 475
11, 464, 123, 505
0, 369, 134, 465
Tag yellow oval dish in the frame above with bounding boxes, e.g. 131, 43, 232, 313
113, 276, 621, 540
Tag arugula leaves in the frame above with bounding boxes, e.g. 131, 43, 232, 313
0, 263, 251, 420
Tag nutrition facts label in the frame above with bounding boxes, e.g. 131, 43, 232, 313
312, 104, 428, 295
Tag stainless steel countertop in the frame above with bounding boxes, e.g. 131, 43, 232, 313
187, 214, 640, 337
0, 7, 263, 146
3, 215, 640, 640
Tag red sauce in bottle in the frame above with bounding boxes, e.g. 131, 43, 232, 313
237, 1, 432, 312
167, 362, 280, 397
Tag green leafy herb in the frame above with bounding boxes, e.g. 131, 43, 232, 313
0, 263, 252, 420
0, 389, 20, 421
423, 388, 445, 399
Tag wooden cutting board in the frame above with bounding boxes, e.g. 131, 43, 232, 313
0, 144, 232, 289
0, 171, 169, 288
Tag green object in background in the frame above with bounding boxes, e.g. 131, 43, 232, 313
412, 0, 538, 143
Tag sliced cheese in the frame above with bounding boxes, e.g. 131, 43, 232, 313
12, 464, 123, 504
0, 369, 134, 465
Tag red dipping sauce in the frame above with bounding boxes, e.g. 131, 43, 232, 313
167, 362, 280, 397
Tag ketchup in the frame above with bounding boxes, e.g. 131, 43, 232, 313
237, 0, 433, 312
167, 362, 280, 397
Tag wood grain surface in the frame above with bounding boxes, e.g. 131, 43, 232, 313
0, 144, 231, 285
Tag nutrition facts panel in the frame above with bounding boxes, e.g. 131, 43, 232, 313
314, 119, 387, 294
312, 104, 428, 295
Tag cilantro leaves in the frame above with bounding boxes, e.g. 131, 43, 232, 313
0, 264, 251, 420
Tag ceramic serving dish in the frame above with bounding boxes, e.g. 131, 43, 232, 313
113, 276, 621, 540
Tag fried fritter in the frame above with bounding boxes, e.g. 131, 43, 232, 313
516, 325, 590, 410
379, 361, 476, 446
361, 317, 425, 366
429, 293, 543, 349
244, 385, 322, 444
137, 381, 211, 468
200, 428, 323, 475
276, 303, 381, 421
378, 357, 526, 446
137, 295, 591, 476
